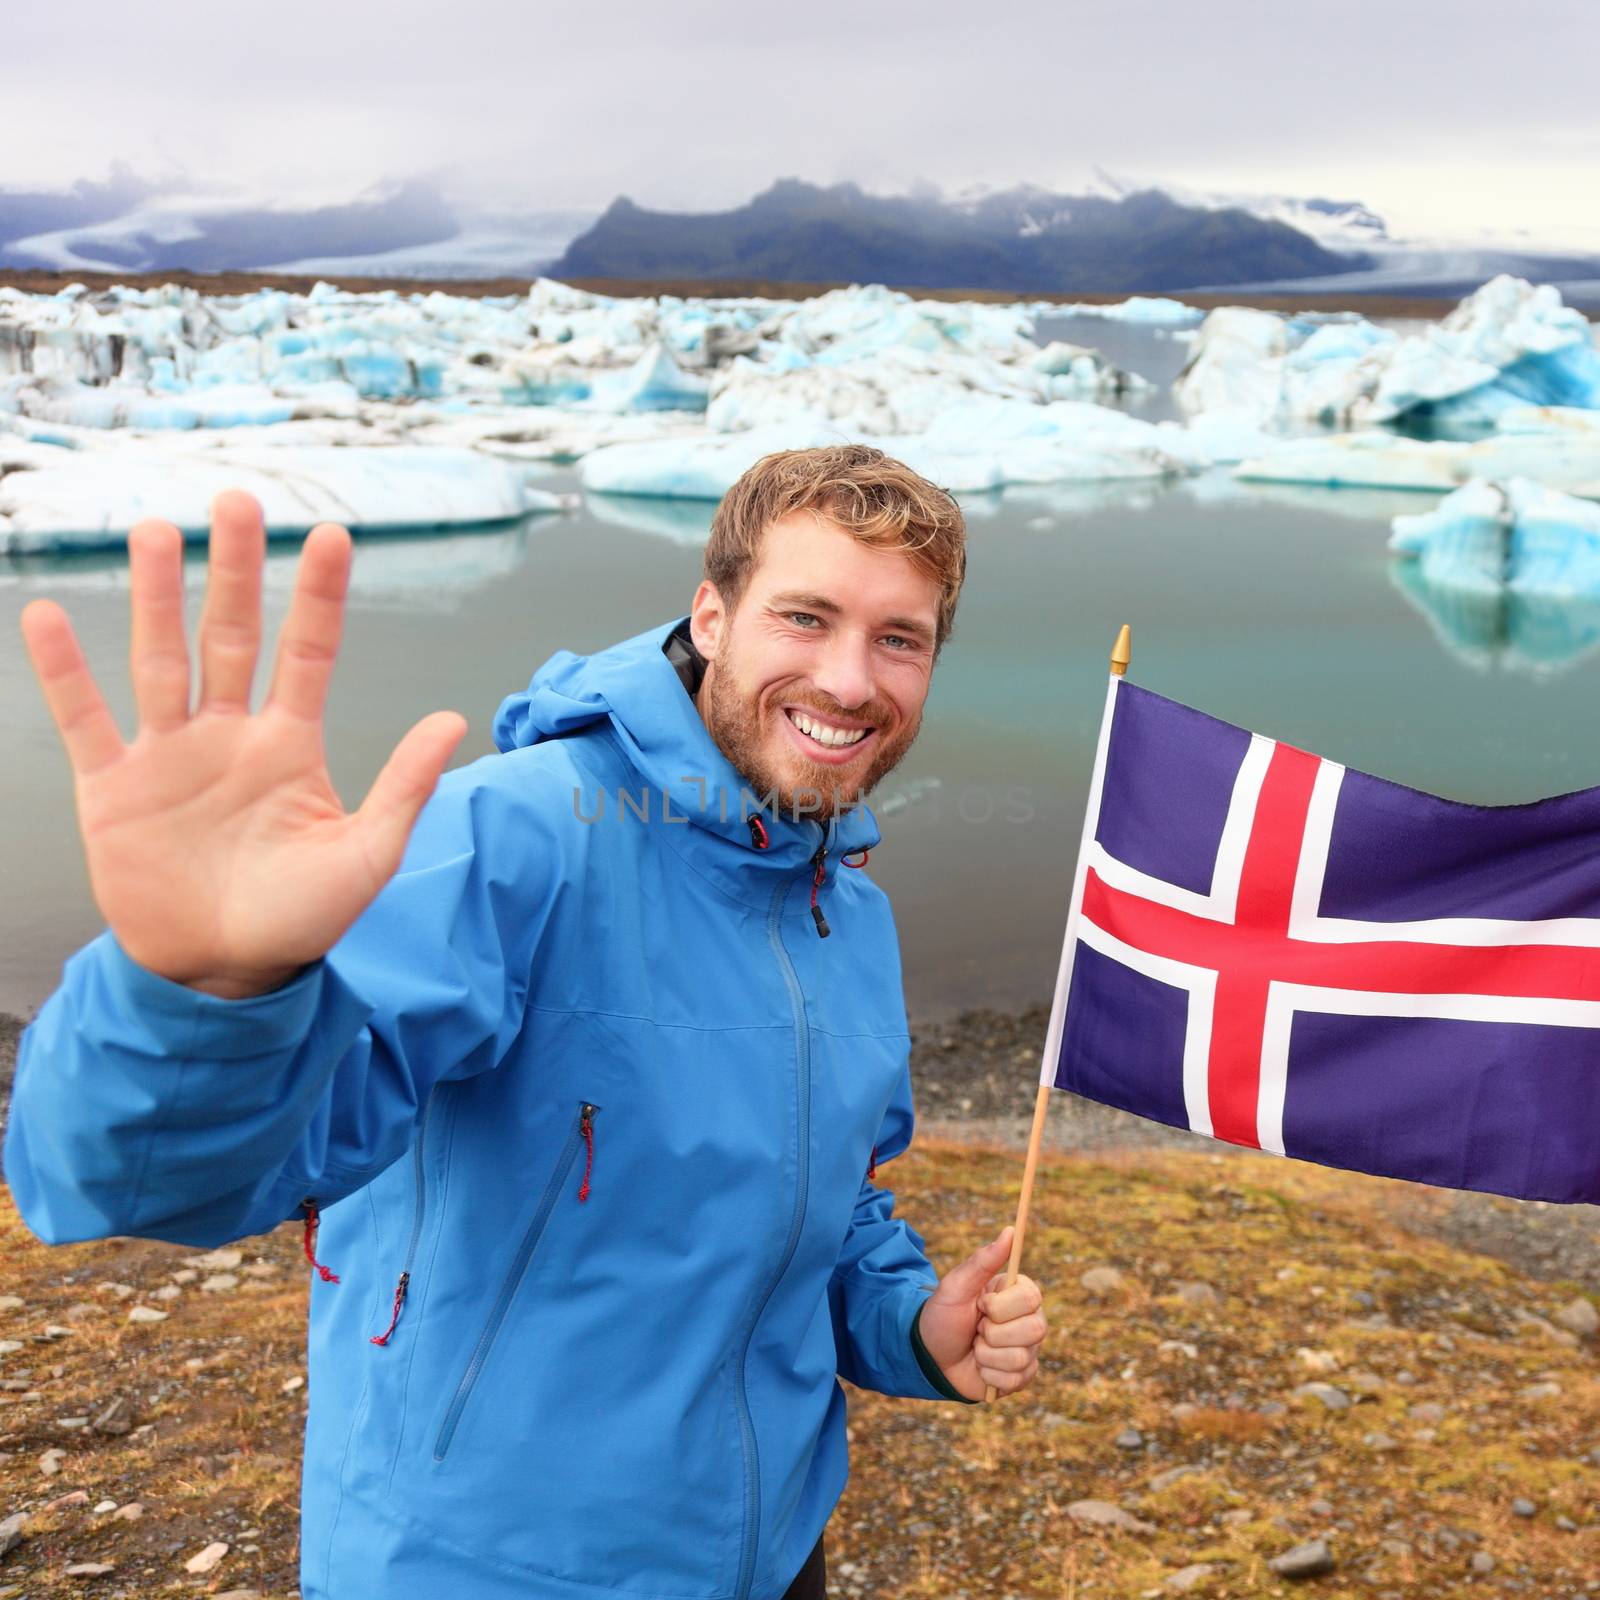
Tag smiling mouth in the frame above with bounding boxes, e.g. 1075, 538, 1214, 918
784, 707, 875, 752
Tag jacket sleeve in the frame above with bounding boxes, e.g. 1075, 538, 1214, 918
826, 1058, 973, 1403
3, 750, 571, 1250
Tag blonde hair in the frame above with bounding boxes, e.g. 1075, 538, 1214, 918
705, 444, 966, 649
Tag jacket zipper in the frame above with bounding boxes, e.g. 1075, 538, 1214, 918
731, 871, 815, 1600
370, 1094, 436, 1346
432, 1100, 599, 1461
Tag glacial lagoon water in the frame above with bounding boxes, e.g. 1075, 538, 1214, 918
6, 317, 1600, 1022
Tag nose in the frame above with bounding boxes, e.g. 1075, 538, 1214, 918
809, 629, 876, 713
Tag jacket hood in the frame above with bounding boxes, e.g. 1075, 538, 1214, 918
492, 617, 881, 870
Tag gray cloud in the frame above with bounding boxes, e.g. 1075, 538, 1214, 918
3, 0, 1595, 234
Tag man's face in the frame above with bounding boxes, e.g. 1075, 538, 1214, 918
689, 512, 942, 822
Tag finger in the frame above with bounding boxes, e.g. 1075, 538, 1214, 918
981, 1356, 1038, 1396
355, 711, 469, 879
266, 522, 351, 721
978, 1311, 1048, 1349
197, 490, 266, 713
20, 599, 125, 774
127, 518, 190, 732
980, 1278, 1043, 1322
974, 1337, 1031, 1373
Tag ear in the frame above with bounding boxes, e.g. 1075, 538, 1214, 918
689, 579, 729, 662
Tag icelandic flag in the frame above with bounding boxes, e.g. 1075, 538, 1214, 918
1047, 672, 1600, 1204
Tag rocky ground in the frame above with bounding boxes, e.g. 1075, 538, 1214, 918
2, 1006, 1598, 1596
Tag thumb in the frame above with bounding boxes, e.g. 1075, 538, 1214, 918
356, 710, 469, 875
933, 1226, 1016, 1305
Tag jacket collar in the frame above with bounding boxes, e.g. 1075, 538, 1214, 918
493, 617, 881, 899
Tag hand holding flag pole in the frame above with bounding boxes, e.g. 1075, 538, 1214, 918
984, 625, 1131, 1402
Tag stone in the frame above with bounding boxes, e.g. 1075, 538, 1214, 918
92, 1396, 135, 1436
1470, 1551, 1495, 1574
184, 1541, 230, 1574
186, 1248, 243, 1270
1167, 1565, 1213, 1592
215, 1591, 263, 1600
1067, 1500, 1156, 1534
1175, 1281, 1220, 1307
37, 1325, 73, 1341
126, 1306, 168, 1325
1521, 1381, 1562, 1401
110, 1503, 144, 1522
1158, 1340, 1199, 1360
63, 1562, 114, 1576
1080, 1266, 1125, 1298
1554, 1297, 1599, 1338
170, 1270, 199, 1285
1292, 1382, 1352, 1410
151, 1285, 182, 1302
42, 1490, 89, 1510
92, 1501, 117, 1515
0, 1296, 24, 1313
38, 1447, 66, 1475
0, 1512, 28, 1558
1363, 1431, 1400, 1452
1219, 1509, 1253, 1527
200, 1274, 240, 1294
1511, 1497, 1537, 1517
1149, 1465, 1206, 1492
1408, 1402, 1447, 1424
1268, 1539, 1336, 1579
0, 1341, 22, 1358
1296, 1347, 1340, 1372
1116, 1428, 1145, 1450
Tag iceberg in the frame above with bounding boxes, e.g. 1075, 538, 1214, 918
1234, 430, 1600, 497
1177, 277, 1600, 429
1389, 477, 1600, 599
1047, 296, 1203, 328
580, 398, 1185, 500
0, 445, 565, 553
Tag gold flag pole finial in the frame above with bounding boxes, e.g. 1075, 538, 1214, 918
983, 624, 1132, 1404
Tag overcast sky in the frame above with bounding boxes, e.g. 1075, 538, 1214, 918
5, 0, 1596, 243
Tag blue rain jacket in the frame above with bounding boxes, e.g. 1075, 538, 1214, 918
4, 617, 965, 1600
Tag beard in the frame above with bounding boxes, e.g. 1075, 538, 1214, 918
697, 659, 922, 823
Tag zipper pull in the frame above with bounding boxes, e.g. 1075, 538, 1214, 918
809, 847, 830, 938
578, 1103, 598, 1202
301, 1197, 341, 1284
370, 1271, 410, 1346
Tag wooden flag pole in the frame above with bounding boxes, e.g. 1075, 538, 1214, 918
984, 624, 1130, 1403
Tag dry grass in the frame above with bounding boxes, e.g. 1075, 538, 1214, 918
3, 1139, 1598, 1597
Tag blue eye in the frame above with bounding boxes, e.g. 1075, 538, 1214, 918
787, 612, 821, 628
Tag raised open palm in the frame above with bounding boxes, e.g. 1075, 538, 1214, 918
19, 490, 467, 1000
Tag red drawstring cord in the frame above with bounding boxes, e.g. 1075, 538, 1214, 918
842, 850, 870, 870
748, 815, 769, 850
867, 1145, 878, 1181
578, 1105, 596, 1202
302, 1200, 340, 1284
370, 1272, 409, 1346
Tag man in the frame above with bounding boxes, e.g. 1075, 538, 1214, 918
6, 444, 1047, 1600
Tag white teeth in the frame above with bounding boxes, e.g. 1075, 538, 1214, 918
790, 710, 868, 748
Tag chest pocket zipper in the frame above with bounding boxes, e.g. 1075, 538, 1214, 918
433, 1101, 600, 1461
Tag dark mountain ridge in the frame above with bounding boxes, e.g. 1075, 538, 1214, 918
552, 179, 1364, 293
